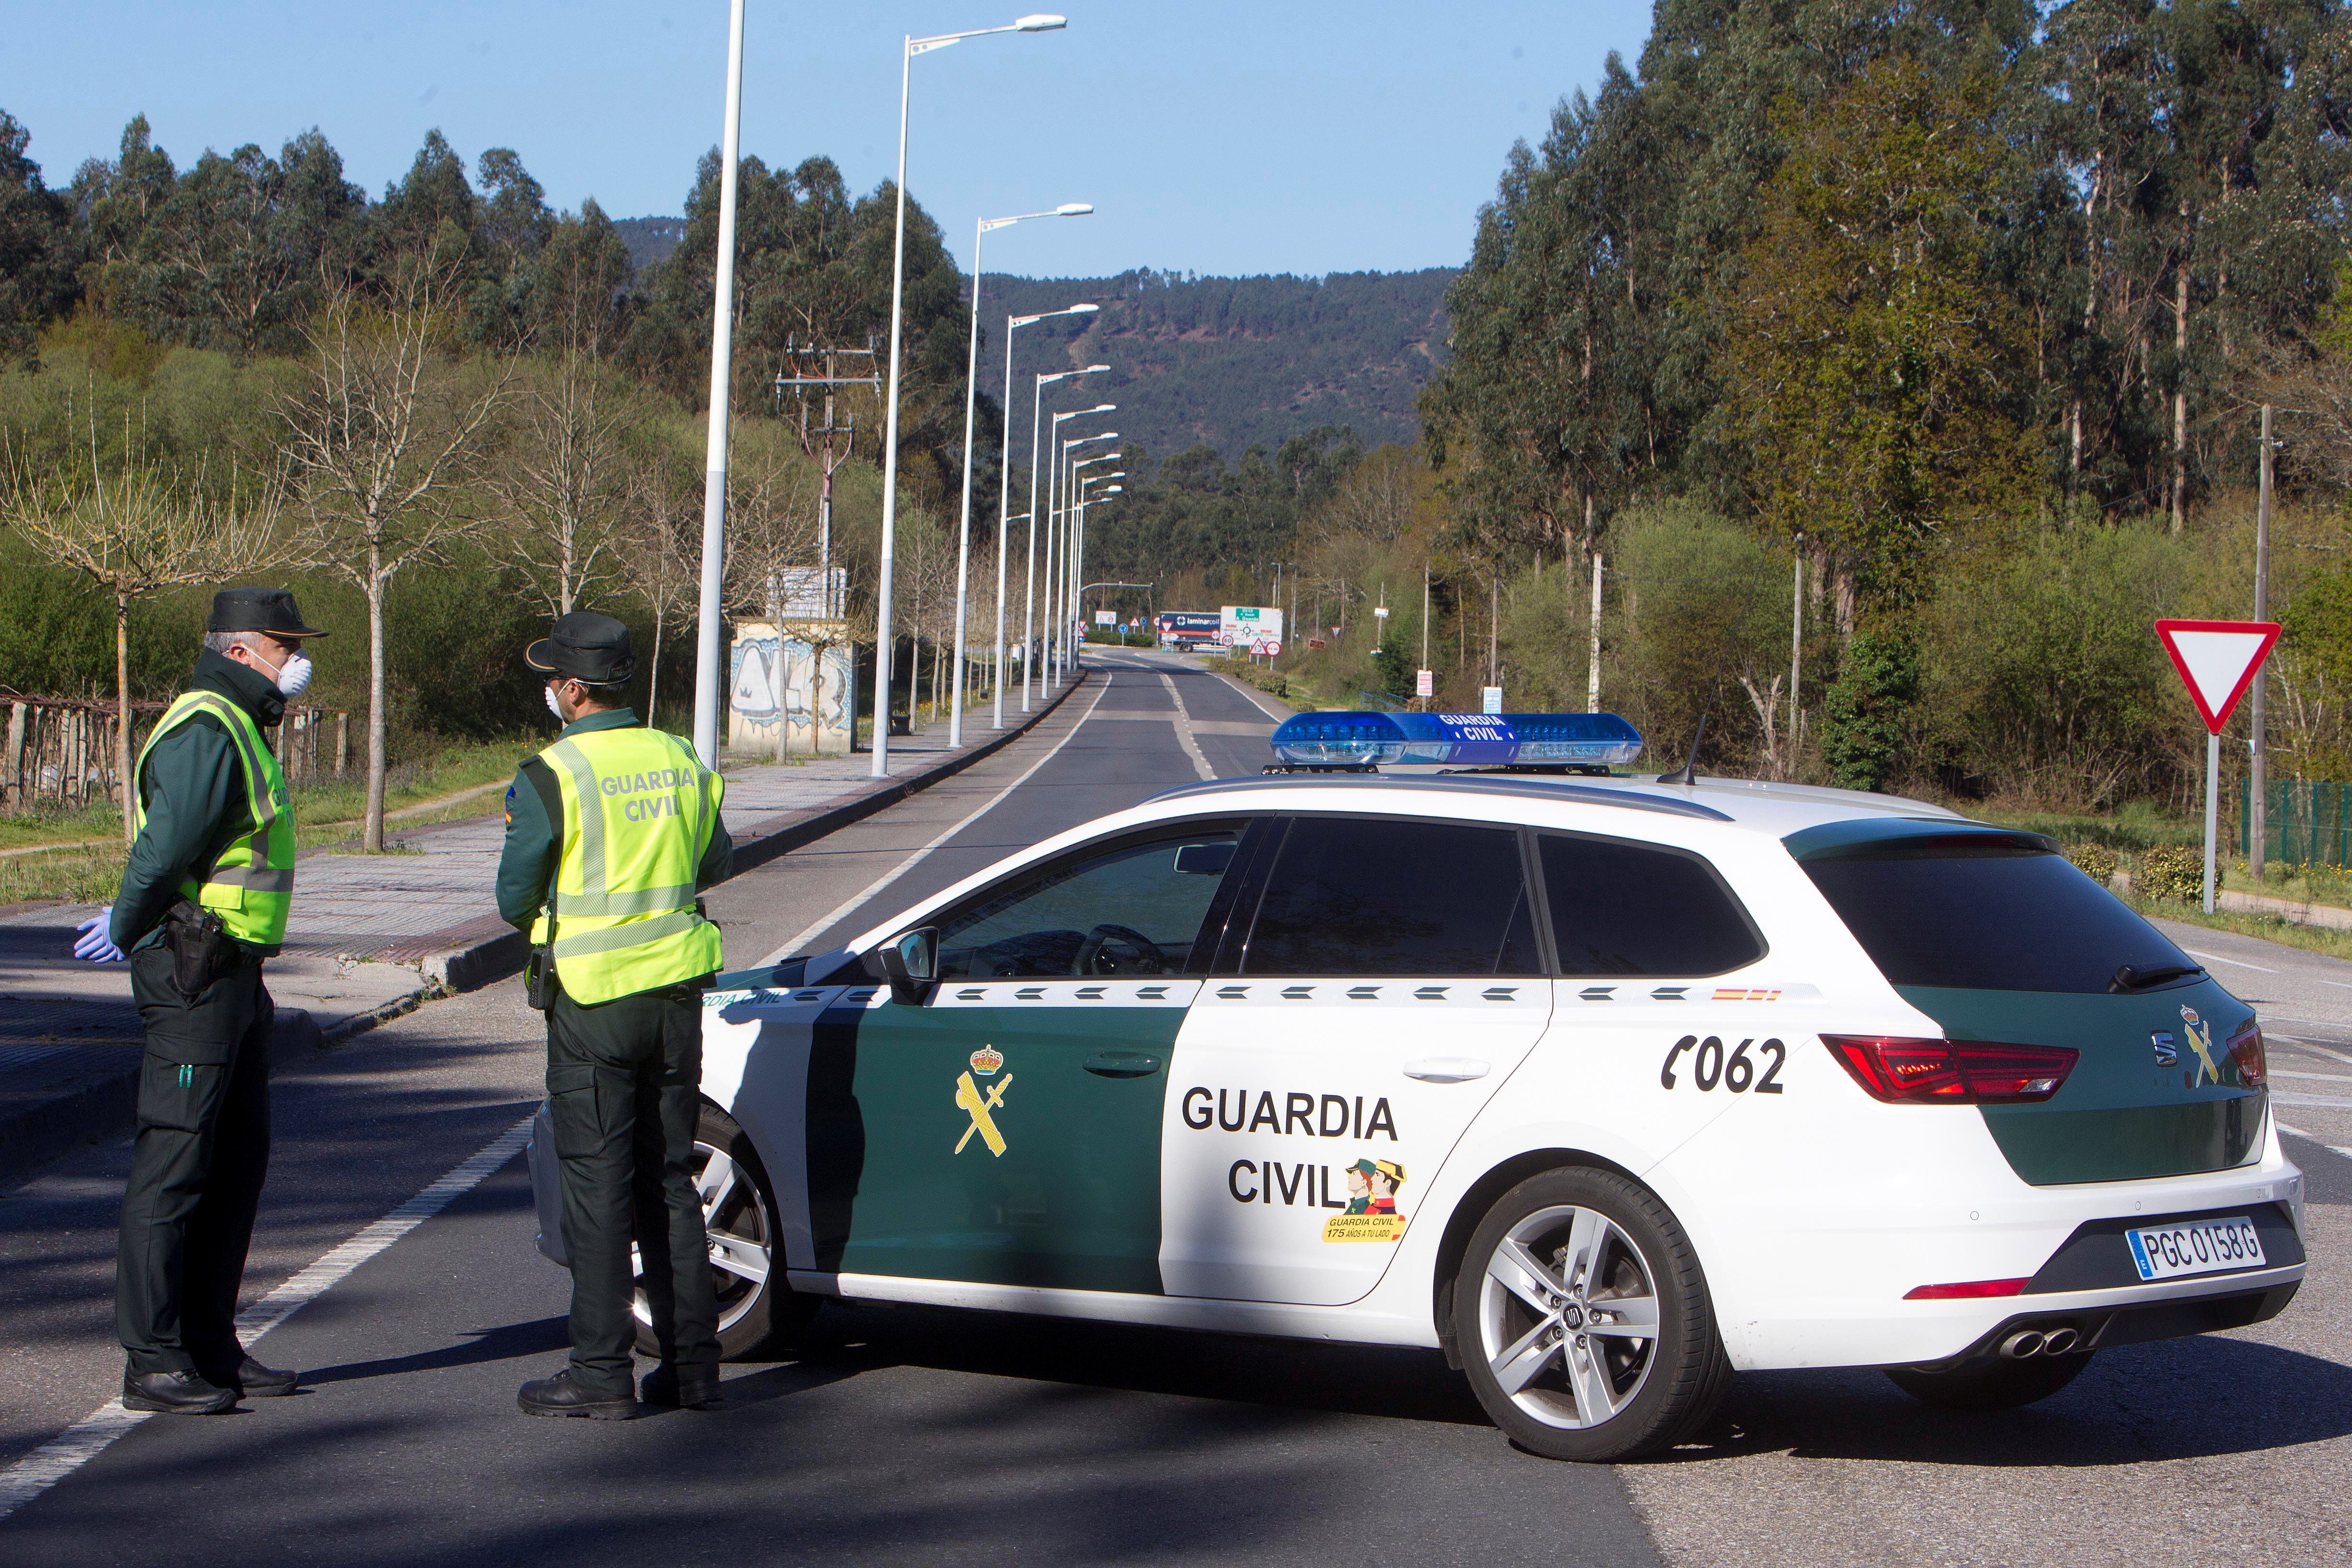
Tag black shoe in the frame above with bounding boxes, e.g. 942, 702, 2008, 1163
639, 1365, 723, 1410
122, 1368, 237, 1415
201, 1356, 300, 1398
518, 1369, 638, 1421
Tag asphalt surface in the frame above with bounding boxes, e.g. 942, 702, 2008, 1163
3, 649, 2350, 1566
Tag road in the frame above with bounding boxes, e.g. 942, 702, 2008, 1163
1, 647, 2348, 1567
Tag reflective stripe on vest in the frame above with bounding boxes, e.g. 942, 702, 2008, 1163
532, 727, 724, 1004
133, 690, 297, 948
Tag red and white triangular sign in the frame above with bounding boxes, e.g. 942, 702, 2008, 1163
2155, 619, 2281, 735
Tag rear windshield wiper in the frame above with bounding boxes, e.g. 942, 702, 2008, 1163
2112, 963, 2204, 993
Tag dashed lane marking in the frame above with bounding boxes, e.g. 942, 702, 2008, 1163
2184, 949, 2279, 972
1157, 674, 1215, 782
0, 1113, 538, 1525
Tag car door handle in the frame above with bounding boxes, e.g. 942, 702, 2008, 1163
1404, 1057, 1490, 1083
1084, 1051, 1164, 1078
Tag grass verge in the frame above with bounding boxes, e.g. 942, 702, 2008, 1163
2122, 893, 2352, 963
0, 740, 536, 908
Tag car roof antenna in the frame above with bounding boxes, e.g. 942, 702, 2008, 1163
1659, 712, 1707, 786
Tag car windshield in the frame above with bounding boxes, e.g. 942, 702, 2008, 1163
1799, 837, 2196, 994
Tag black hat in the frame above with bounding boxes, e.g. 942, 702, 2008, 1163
208, 586, 327, 638
527, 611, 636, 685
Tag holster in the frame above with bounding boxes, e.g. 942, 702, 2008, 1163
163, 899, 242, 1000
525, 942, 562, 1012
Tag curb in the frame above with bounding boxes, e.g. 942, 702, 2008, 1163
0, 674, 1089, 1188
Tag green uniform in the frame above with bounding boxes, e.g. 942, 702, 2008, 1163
113, 651, 293, 1378
498, 708, 733, 1396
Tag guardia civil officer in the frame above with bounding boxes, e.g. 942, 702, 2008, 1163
498, 612, 733, 1420
73, 588, 325, 1414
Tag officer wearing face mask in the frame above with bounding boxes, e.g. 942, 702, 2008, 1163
72, 587, 324, 1415
497, 611, 732, 1420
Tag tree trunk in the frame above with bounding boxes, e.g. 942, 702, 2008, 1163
116, 588, 135, 849
365, 545, 389, 853
2171, 223, 2190, 534
646, 612, 664, 731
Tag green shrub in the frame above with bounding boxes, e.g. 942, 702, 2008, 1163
2064, 842, 2119, 883
2138, 844, 2208, 903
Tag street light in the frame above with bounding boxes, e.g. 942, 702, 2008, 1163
872, 12, 1066, 778
1028, 378, 1109, 707
995, 308, 1096, 728
690, 0, 749, 765
1054, 433, 1118, 683
1072, 479, 1126, 657
950, 205, 1090, 747
1068, 460, 1121, 661
1044, 413, 1114, 686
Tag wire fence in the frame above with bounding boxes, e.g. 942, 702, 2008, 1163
1, 697, 352, 816
2238, 780, 2352, 869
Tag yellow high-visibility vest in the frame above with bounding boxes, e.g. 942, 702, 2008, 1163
532, 726, 724, 1004
134, 690, 296, 950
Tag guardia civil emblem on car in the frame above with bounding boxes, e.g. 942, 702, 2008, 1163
536, 760, 2304, 1463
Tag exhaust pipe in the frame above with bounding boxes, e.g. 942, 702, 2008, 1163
2042, 1326, 2079, 1355
2000, 1330, 2047, 1359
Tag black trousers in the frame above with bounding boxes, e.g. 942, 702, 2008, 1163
546, 977, 720, 1396
116, 943, 272, 1376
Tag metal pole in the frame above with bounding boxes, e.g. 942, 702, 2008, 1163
2252, 404, 2273, 882
1025, 378, 1044, 710
948, 217, 987, 748
2204, 729, 2221, 915
1044, 424, 1061, 687
1789, 540, 1803, 778
690, 0, 747, 766
1586, 556, 1604, 712
995, 322, 1019, 728
870, 39, 914, 777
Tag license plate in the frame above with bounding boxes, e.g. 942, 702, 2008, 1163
2125, 1216, 2265, 1282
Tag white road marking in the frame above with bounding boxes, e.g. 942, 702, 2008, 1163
2272, 1069, 2352, 1085
2184, 949, 2278, 972
2271, 1091, 2352, 1110
1157, 674, 1215, 782
2278, 1122, 2352, 1162
759, 674, 1118, 965
0, 1112, 537, 1524
2272, 1038, 2352, 1068
2319, 979, 2352, 991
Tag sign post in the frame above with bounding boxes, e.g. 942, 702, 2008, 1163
2155, 619, 2281, 914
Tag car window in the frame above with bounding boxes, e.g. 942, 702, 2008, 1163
1800, 837, 2193, 994
1239, 817, 1542, 976
1540, 833, 1765, 977
934, 827, 1242, 979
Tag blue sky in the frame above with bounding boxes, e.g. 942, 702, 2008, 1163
1, 1, 1651, 279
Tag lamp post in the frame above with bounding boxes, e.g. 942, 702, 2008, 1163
1044, 413, 1114, 686
1054, 433, 1118, 683
996, 309, 1096, 727
1072, 470, 1121, 655
689, 0, 748, 766
872, 12, 1066, 779
1027, 379, 1109, 708
950, 207, 1090, 746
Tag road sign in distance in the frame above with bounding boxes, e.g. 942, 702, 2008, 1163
1416, 669, 1434, 698
2155, 619, 2281, 735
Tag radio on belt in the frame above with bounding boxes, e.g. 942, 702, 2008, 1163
1267, 710, 1643, 770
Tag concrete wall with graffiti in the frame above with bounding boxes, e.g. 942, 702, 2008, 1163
728, 621, 856, 755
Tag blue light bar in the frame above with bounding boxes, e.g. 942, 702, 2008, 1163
1269, 711, 1643, 768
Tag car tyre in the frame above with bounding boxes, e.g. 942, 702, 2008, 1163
1455, 1166, 1730, 1462
1884, 1351, 2092, 1411
633, 1102, 820, 1361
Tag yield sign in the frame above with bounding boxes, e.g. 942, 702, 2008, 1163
2155, 619, 2281, 735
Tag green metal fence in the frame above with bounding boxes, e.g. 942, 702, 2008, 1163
2239, 780, 2352, 868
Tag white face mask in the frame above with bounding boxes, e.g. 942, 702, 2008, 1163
545, 685, 566, 721
273, 651, 314, 698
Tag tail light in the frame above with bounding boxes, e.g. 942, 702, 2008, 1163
2227, 1022, 2267, 1088
1822, 1036, 2078, 1104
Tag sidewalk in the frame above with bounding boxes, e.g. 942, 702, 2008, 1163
0, 680, 1085, 1184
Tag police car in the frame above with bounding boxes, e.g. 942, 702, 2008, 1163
530, 761, 2303, 1461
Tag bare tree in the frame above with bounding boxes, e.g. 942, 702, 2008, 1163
3, 420, 293, 846
276, 247, 514, 850
613, 447, 702, 732
722, 444, 820, 759
492, 350, 636, 616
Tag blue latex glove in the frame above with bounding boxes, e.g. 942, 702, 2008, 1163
73, 907, 125, 964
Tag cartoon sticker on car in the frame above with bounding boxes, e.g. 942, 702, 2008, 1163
1323, 1158, 1408, 1242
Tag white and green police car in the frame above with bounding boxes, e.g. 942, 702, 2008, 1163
531, 771, 2303, 1461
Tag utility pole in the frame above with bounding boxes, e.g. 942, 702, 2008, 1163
690, 0, 747, 767
776, 338, 881, 619
2253, 404, 2274, 882
1421, 564, 1432, 710
1790, 533, 1804, 771
1587, 556, 1604, 712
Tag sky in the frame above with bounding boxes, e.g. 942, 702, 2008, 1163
1, 0, 1652, 279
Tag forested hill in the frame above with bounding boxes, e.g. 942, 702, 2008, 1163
614, 221, 1454, 458
980, 269, 1453, 459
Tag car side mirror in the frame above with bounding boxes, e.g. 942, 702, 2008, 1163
865, 926, 938, 1006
